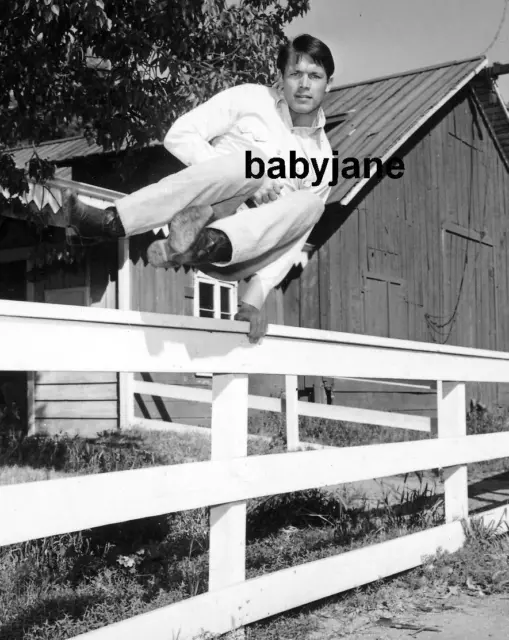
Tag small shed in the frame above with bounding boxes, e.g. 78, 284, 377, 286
1, 54, 509, 436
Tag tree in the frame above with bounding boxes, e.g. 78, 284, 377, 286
0, 0, 309, 199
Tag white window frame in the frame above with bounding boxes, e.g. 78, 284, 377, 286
193, 271, 238, 321
193, 272, 238, 378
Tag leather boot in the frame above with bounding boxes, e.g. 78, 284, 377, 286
147, 227, 232, 269
63, 189, 126, 239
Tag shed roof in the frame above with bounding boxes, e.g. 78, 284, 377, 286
322, 56, 491, 204
5, 136, 144, 168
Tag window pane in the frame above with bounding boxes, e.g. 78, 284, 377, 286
200, 309, 214, 318
220, 286, 230, 315
199, 282, 214, 313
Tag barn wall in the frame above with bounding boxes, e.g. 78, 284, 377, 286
34, 244, 119, 437
281, 85, 509, 414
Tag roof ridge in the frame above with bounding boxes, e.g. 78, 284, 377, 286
329, 55, 487, 93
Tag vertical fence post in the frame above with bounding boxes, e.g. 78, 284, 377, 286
284, 374, 299, 451
437, 381, 468, 523
209, 373, 248, 605
118, 237, 133, 430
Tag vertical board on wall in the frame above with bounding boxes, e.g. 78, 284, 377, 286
299, 250, 324, 401
364, 275, 408, 340
442, 229, 497, 404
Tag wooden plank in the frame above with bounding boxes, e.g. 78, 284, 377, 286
332, 391, 437, 414
300, 249, 322, 398
65, 506, 508, 640
118, 237, 132, 430
134, 398, 211, 421
364, 276, 389, 337
26, 258, 36, 435
3, 430, 509, 547
318, 242, 331, 331
4, 301, 509, 382
36, 383, 117, 401
334, 377, 436, 391
134, 378, 436, 402
133, 379, 431, 431
438, 382, 468, 522
328, 209, 344, 333
36, 371, 117, 384
426, 123, 440, 344
209, 374, 248, 592
443, 221, 493, 246
34, 401, 117, 419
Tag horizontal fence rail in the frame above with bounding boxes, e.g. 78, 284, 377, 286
132, 379, 432, 432
3, 299, 509, 380
1, 300, 509, 640
69, 505, 509, 640
2, 430, 509, 547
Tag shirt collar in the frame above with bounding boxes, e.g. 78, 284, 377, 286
270, 83, 326, 131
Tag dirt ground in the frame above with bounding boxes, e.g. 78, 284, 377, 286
342, 593, 509, 639
310, 469, 509, 639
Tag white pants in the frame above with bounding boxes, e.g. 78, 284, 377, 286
115, 150, 324, 281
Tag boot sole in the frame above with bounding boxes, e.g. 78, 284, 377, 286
146, 239, 182, 268
169, 206, 214, 254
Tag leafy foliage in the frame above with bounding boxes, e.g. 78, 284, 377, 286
0, 0, 309, 199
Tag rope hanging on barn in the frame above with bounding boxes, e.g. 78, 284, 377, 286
424, 95, 493, 344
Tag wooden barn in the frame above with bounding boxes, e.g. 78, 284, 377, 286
2, 54, 509, 437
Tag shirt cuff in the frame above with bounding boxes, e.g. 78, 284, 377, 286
239, 275, 271, 310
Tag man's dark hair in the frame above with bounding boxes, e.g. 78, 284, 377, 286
277, 34, 335, 79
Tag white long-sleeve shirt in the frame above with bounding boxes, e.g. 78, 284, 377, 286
164, 82, 333, 309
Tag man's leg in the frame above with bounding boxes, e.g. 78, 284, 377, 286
63, 151, 261, 240
202, 190, 325, 268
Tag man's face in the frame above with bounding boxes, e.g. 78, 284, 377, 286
280, 52, 331, 117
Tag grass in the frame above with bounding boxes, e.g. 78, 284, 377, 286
1, 405, 509, 639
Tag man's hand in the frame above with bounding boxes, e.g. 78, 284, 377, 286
234, 302, 268, 344
252, 178, 282, 205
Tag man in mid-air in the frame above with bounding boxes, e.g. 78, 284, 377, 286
65, 33, 335, 343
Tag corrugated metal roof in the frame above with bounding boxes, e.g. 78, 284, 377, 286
7, 137, 108, 167
322, 56, 488, 204
6, 136, 160, 169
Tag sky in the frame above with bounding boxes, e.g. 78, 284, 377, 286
285, 0, 509, 102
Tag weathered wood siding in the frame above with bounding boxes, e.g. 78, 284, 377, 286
281, 86, 509, 414
34, 244, 119, 437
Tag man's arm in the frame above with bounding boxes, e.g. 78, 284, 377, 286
236, 181, 332, 343
235, 236, 310, 343
164, 84, 251, 166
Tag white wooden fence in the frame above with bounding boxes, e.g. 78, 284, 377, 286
1, 298, 509, 640
130, 375, 433, 450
